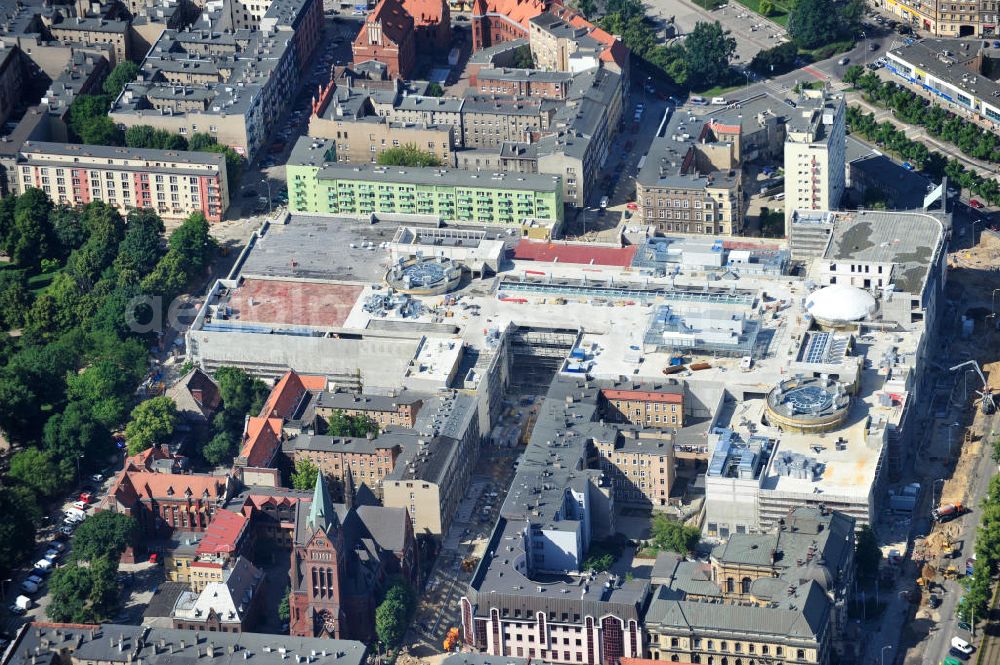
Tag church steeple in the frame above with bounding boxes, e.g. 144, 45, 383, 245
343, 466, 356, 512
307, 472, 338, 533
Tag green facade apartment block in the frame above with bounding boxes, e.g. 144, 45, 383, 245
287, 139, 562, 226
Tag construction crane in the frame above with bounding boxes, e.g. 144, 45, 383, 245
950, 360, 995, 414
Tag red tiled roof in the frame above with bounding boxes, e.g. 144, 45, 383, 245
361, 0, 414, 45
602, 389, 683, 403
195, 509, 248, 556
261, 370, 324, 419
513, 240, 638, 267
401, 0, 446, 25
239, 417, 284, 468
118, 471, 228, 502
473, 0, 546, 24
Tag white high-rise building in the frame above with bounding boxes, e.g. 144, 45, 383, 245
783, 89, 846, 233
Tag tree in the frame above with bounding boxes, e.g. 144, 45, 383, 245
125, 125, 189, 150
72, 511, 138, 562
43, 401, 112, 472
125, 396, 178, 455
583, 552, 614, 572
854, 524, 881, 580
843, 64, 864, 87
188, 133, 217, 151
377, 144, 443, 167
375, 582, 415, 647
292, 458, 320, 490
375, 596, 407, 647
425, 82, 445, 97
214, 366, 269, 432
651, 514, 700, 554
49, 205, 87, 258
992, 436, 1000, 466
0, 271, 30, 329
758, 0, 774, 14
278, 587, 291, 623
103, 61, 140, 97
575, 0, 595, 17
512, 45, 535, 69
47, 556, 121, 623
324, 410, 380, 438
749, 41, 799, 76
204, 431, 237, 466
0, 486, 38, 575
0, 372, 42, 442
9, 448, 74, 498
788, 0, 845, 48
195, 142, 243, 191
169, 211, 215, 276
682, 22, 736, 89
113, 209, 165, 283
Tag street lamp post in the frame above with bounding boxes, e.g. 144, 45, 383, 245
881, 644, 892, 665
860, 32, 868, 65
743, 70, 751, 99
971, 215, 986, 249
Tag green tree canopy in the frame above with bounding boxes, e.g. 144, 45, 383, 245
375, 582, 415, 647
71, 511, 138, 562
214, 366, 269, 433
425, 82, 445, 97
125, 396, 178, 455
377, 144, 443, 167
651, 514, 701, 554
787, 0, 859, 48
204, 431, 237, 467
292, 458, 320, 490
682, 22, 736, 89
103, 61, 140, 97
47, 556, 120, 623
9, 447, 75, 498
324, 410, 380, 438
43, 400, 110, 469
749, 41, 799, 76
124, 125, 189, 150
0, 486, 38, 575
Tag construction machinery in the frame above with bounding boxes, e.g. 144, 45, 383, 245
932, 502, 968, 523
950, 360, 995, 414
443, 627, 460, 652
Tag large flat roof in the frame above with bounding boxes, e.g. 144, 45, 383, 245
316, 163, 562, 192
224, 278, 363, 328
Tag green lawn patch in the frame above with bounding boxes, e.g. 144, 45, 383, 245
802, 39, 854, 59
731, 0, 789, 26
690, 81, 743, 97
27, 268, 61, 293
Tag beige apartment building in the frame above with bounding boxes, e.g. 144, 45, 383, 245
388, 95, 464, 143
313, 391, 424, 429
460, 96, 557, 148
598, 385, 685, 427
637, 111, 744, 236
13, 141, 229, 221
44, 16, 134, 64
307, 116, 456, 165
877, 0, 999, 36
592, 428, 675, 508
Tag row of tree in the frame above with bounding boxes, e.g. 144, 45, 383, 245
0, 190, 215, 576
958, 475, 1000, 622
786, 0, 863, 50
845, 105, 1000, 206
847, 67, 1000, 165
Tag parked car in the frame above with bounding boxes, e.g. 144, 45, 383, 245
72, 501, 88, 511
26, 575, 43, 587
948, 648, 970, 661
901, 161, 914, 171
970, 199, 985, 209
59, 526, 74, 536
91, 473, 104, 482
928, 594, 941, 608
19, 581, 38, 594
838, 57, 849, 65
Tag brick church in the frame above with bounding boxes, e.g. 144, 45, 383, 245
288, 472, 418, 640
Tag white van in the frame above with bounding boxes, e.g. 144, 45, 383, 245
774, 193, 785, 201
711, 96, 727, 105
952, 637, 974, 654
690, 96, 708, 106
65, 507, 86, 521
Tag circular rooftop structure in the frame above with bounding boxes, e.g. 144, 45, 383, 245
765, 375, 851, 433
385, 255, 463, 295
805, 285, 876, 329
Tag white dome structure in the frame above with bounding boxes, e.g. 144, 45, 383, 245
805, 285, 876, 328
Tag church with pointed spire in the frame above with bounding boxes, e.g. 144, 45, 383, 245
288, 473, 418, 640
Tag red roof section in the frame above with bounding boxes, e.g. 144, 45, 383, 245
114, 471, 227, 502
261, 370, 324, 420
602, 389, 683, 403
195, 509, 248, 556
472, 0, 546, 23
513, 240, 638, 267
360, 0, 414, 44
401, 0, 446, 25
239, 416, 284, 468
